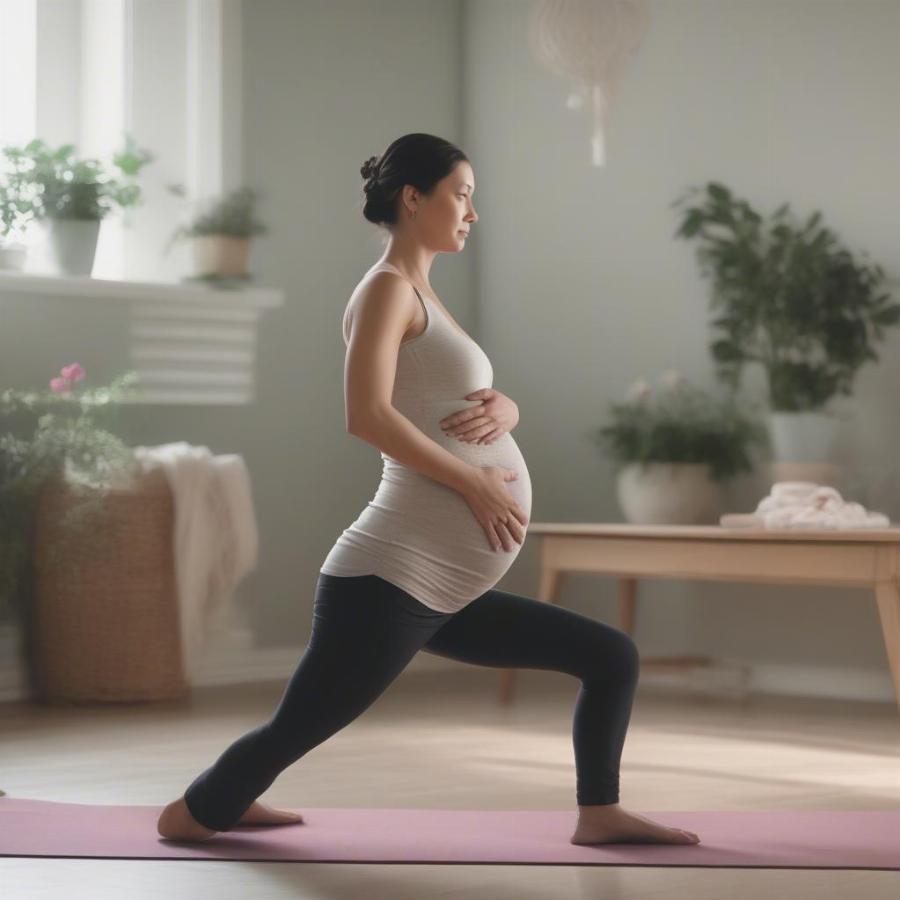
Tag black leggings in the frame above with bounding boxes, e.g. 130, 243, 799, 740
183, 572, 640, 831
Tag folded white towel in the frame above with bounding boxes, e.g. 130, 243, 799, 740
720, 481, 891, 530
132, 442, 259, 679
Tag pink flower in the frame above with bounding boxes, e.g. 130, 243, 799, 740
50, 376, 72, 393
60, 363, 86, 383
625, 378, 652, 404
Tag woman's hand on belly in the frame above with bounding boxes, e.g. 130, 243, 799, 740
458, 465, 529, 554
439, 388, 518, 445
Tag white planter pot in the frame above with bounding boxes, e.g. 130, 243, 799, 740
47, 218, 101, 276
616, 462, 724, 525
191, 235, 251, 277
0, 241, 27, 271
768, 411, 839, 463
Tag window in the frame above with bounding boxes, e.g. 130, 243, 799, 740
0, 0, 241, 282
0, 0, 37, 148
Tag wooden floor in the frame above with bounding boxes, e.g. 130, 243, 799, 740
2, 666, 899, 899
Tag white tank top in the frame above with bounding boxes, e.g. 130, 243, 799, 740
319, 261, 533, 613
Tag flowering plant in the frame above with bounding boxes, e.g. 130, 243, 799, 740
592, 369, 770, 482
0, 364, 142, 616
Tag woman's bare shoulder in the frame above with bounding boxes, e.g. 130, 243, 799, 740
343, 270, 417, 343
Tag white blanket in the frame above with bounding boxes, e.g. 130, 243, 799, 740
720, 481, 891, 530
132, 442, 259, 679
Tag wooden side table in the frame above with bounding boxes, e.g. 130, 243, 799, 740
498, 523, 900, 714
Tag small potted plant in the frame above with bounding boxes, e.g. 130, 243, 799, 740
671, 181, 900, 466
592, 369, 769, 524
0, 135, 154, 276
164, 185, 268, 282
0, 156, 40, 271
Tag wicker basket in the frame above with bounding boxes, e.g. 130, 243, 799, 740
29, 465, 189, 704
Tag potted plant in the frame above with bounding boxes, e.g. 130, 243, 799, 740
671, 181, 900, 467
592, 369, 769, 524
0, 154, 41, 271
0, 364, 142, 694
0, 135, 154, 276
164, 185, 268, 281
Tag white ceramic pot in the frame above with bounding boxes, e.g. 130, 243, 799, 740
768, 411, 839, 463
47, 218, 101, 276
616, 462, 724, 525
191, 235, 251, 277
0, 241, 27, 271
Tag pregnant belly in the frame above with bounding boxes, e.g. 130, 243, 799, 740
372, 420, 533, 589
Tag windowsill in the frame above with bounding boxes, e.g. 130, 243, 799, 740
0, 269, 284, 309
0, 269, 285, 406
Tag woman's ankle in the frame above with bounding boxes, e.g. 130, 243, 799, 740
577, 801, 621, 816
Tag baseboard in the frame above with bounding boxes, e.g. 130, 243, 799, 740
0, 624, 895, 706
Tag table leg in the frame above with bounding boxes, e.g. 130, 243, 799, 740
497, 566, 564, 705
618, 577, 637, 635
618, 576, 712, 672
875, 579, 900, 715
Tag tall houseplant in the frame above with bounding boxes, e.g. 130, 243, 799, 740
671, 182, 900, 467
0, 135, 154, 276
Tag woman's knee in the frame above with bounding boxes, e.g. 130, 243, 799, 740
585, 626, 640, 684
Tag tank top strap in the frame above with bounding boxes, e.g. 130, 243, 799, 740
368, 262, 428, 316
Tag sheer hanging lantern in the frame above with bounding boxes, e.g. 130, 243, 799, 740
528, 0, 650, 167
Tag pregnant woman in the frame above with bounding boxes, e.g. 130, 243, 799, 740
157, 133, 700, 847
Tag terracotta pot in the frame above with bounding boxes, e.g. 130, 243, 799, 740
191, 234, 251, 277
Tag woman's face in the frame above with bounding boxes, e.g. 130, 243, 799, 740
414, 161, 478, 252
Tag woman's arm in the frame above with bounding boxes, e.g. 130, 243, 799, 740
350, 405, 476, 494
344, 272, 477, 494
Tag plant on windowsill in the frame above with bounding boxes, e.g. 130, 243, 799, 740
0, 135, 155, 277
592, 369, 769, 524
671, 181, 900, 469
0, 165, 39, 272
164, 184, 268, 282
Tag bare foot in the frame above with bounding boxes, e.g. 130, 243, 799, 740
235, 800, 304, 827
156, 797, 218, 842
157, 798, 304, 841
570, 803, 700, 846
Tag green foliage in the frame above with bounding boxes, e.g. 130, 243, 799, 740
0, 135, 154, 227
164, 185, 268, 254
593, 376, 770, 482
671, 182, 900, 411
0, 371, 143, 619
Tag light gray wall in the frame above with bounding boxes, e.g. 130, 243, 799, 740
459, 0, 900, 684
5, 1, 900, 698
238, 0, 472, 645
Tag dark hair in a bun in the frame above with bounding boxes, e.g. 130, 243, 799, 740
360, 133, 468, 228
360, 155, 380, 182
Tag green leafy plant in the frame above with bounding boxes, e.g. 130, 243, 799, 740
0, 169, 39, 241
592, 370, 770, 482
671, 182, 900, 412
0, 134, 154, 225
164, 185, 268, 254
0, 364, 142, 620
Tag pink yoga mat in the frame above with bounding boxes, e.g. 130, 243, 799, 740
1, 798, 898, 869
